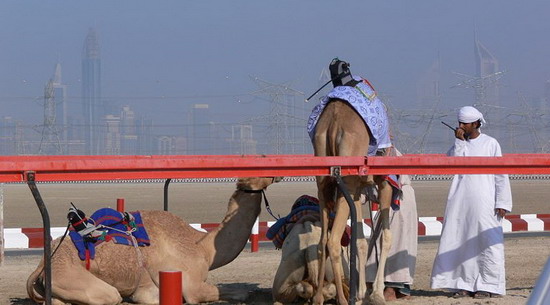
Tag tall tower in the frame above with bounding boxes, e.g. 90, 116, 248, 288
52, 62, 67, 147
120, 105, 138, 154
190, 104, 211, 155
473, 33, 506, 139
250, 77, 304, 154
82, 28, 102, 155
416, 54, 441, 108
474, 34, 500, 108
36, 79, 63, 155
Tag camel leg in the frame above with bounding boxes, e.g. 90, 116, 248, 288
130, 270, 159, 304
313, 189, 330, 305
349, 181, 368, 305
369, 179, 392, 305
51, 267, 122, 305
355, 207, 369, 304
327, 195, 351, 305
184, 279, 248, 304
272, 243, 307, 302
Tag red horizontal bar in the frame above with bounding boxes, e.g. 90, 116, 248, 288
366, 155, 550, 175
0, 154, 548, 182
0, 155, 367, 182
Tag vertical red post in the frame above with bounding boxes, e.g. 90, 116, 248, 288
250, 216, 259, 252
159, 271, 183, 305
116, 198, 124, 212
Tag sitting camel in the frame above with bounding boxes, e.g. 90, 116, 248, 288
308, 59, 394, 305
270, 196, 350, 304
27, 177, 280, 305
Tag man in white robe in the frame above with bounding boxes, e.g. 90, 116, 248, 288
430, 106, 513, 299
365, 148, 418, 301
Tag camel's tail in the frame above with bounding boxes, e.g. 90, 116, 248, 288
318, 176, 337, 211
26, 258, 46, 303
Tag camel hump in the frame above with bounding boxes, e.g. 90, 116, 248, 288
140, 210, 190, 227
307, 81, 391, 155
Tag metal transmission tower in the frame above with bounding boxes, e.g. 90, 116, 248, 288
451, 70, 506, 108
250, 77, 305, 154
450, 69, 507, 139
451, 35, 506, 137
507, 92, 550, 153
35, 79, 63, 155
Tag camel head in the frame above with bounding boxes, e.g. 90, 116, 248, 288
236, 177, 283, 192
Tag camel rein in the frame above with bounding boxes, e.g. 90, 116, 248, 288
243, 188, 280, 220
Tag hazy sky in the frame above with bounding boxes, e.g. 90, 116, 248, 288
1, 1, 549, 128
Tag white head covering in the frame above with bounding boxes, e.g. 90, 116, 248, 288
458, 106, 486, 126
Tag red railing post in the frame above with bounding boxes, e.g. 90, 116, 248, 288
159, 271, 183, 305
116, 198, 124, 212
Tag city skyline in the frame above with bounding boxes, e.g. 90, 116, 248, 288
1, 1, 550, 154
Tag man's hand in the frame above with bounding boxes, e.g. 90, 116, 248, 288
495, 208, 507, 219
455, 128, 467, 141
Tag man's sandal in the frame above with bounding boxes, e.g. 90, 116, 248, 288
452, 290, 471, 298
474, 291, 491, 299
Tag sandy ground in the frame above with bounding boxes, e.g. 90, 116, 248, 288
1, 179, 550, 304
2, 236, 549, 305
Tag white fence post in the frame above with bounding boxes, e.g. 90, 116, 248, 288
0, 183, 4, 265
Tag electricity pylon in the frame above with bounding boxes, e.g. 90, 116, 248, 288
35, 79, 63, 155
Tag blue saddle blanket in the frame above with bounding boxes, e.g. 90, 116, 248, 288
266, 195, 320, 248
69, 208, 150, 260
307, 77, 391, 156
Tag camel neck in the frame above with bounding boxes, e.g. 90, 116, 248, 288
201, 189, 263, 270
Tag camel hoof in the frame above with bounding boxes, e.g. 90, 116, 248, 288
312, 295, 324, 305
322, 283, 336, 300
369, 292, 386, 305
296, 282, 314, 299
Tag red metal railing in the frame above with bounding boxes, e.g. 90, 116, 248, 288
0, 154, 549, 182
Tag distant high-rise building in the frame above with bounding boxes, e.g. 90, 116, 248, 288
416, 55, 441, 108
0, 116, 17, 155
474, 35, 500, 108
157, 136, 173, 155
155, 136, 187, 155
229, 124, 257, 155
82, 28, 102, 155
190, 103, 211, 154
120, 105, 138, 154
52, 63, 68, 145
136, 117, 154, 154
474, 33, 503, 137
101, 114, 121, 155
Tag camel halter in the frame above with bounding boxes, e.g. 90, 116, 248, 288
242, 188, 280, 220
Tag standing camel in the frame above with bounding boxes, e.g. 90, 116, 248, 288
308, 59, 394, 305
27, 177, 280, 305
